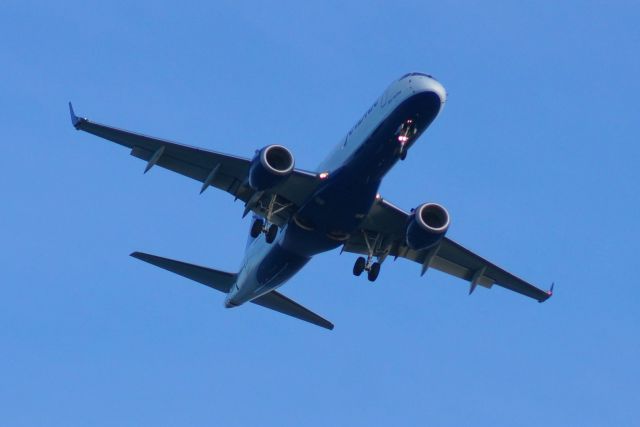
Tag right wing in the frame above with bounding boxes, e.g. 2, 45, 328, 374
344, 197, 553, 302
69, 103, 320, 225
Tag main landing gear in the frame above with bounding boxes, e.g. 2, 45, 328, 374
250, 218, 278, 243
248, 194, 290, 244
353, 256, 381, 282
352, 231, 385, 282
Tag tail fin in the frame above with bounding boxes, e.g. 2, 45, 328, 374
131, 251, 334, 330
131, 252, 236, 293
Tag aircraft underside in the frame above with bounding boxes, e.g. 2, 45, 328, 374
70, 72, 552, 330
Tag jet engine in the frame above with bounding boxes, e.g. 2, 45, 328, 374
248, 145, 295, 191
405, 203, 450, 250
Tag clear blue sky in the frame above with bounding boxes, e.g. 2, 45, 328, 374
2, 1, 639, 425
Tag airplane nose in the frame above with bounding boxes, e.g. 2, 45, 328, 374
428, 78, 447, 105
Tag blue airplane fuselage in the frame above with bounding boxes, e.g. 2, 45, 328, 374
225, 74, 446, 307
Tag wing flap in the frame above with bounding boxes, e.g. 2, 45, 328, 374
251, 291, 334, 330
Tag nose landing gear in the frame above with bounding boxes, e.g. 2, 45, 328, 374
396, 119, 417, 161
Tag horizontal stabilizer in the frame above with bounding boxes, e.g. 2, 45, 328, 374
131, 251, 236, 293
251, 290, 334, 330
130, 252, 332, 329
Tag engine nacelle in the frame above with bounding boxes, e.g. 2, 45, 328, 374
405, 203, 450, 250
248, 145, 295, 191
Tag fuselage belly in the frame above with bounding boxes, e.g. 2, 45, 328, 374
225, 74, 446, 307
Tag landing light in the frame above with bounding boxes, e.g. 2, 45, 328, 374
398, 135, 409, 143
319, 172, 329, 180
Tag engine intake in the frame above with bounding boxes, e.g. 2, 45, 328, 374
405, 203, 450, 250
248, 145, 295, 191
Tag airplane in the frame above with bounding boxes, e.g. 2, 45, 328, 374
69, 72, 552, 330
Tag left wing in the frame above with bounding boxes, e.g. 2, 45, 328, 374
69, 103, 320, 225
344, 197, 553, 302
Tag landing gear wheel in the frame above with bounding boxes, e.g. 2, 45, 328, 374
400, 150, 407, 161
250, 218, 264, 238
353, 257, 366, 276
265, 224, 278, 244
367, 262, 381, 282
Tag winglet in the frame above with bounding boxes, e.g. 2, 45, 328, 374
539, 282, 554, 303
68, 102, 84, 129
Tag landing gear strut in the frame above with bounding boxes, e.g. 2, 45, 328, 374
396, 119, 417, 161
352, 231, 385, 282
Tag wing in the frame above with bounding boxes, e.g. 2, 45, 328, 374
69, 103, 319, 225
343, 197, 553, 302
